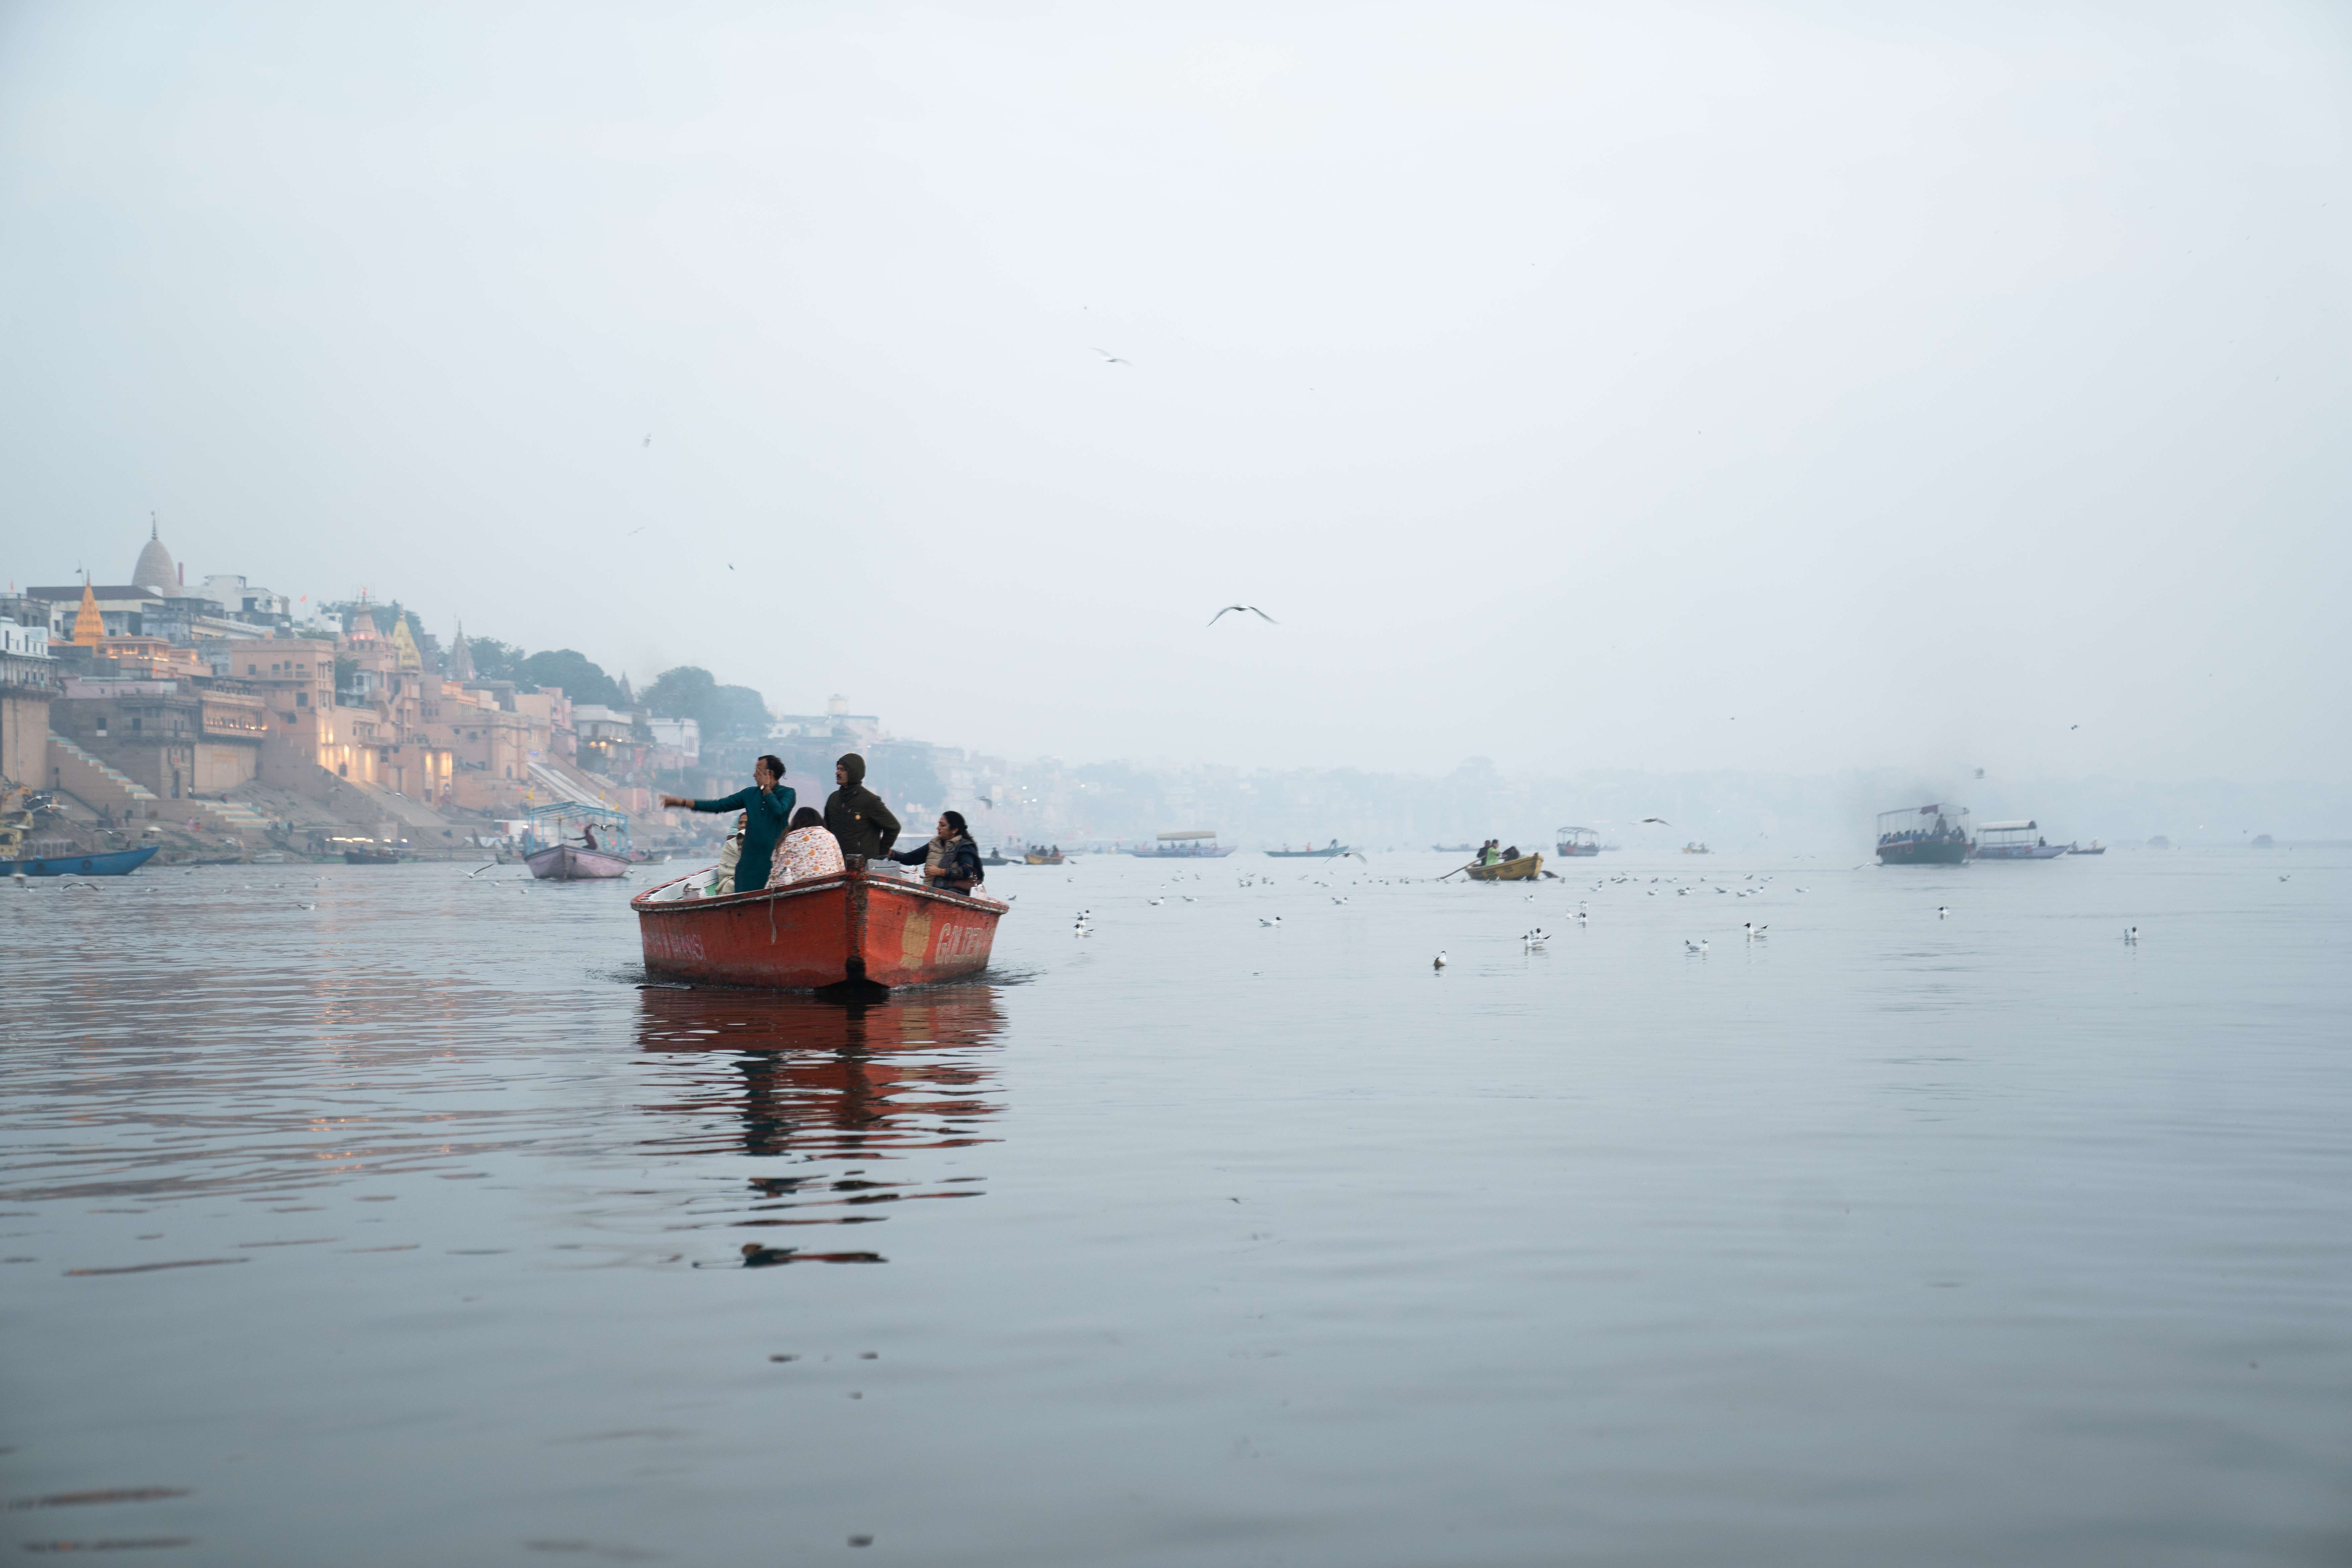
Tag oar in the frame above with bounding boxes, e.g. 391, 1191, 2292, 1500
1436, 859, 1482, 881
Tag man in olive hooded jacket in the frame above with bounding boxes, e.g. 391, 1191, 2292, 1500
824, 752, 901, 861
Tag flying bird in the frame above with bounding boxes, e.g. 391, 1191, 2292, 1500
624, 526, 648, 537
642, 434, 652, 447
1207, 606, 1277, 627
1091, 348, 1132, 365
1639, 817, 1671, 826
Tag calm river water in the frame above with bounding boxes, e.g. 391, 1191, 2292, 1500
4, 846, 2349, 1564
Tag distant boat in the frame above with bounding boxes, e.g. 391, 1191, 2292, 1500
343, 847, 402, 865
1973, 820, 2067, 861
522, 802, 632, 880
1432, 844, 1474, 853
1466, 852, 1545, 881
1555, 826, 1601, 857
1875, 803, 1969, 866
1680, 842, 1712, 855
1023, 847, 1064, 865
1126, 831, 1235, 859
7, 844, 159, 877
2065, 840, 2106, 855
525, 843, 629, 880
1267, 840, 1350, 858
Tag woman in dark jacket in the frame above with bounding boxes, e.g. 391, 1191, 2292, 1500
890, 809, 984, 895
663, 754, 794, 892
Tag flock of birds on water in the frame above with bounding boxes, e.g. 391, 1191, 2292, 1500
27, 855, 2294, 963
1043, 860, 2172, 971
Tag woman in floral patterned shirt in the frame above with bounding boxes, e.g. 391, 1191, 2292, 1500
765, 806, 846, 889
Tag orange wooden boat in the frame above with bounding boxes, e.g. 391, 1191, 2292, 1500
632, 861, 1008, 989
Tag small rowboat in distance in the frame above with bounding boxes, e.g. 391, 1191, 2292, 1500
526, 843, 629, 880
7, 844, 159, 877
1465, 852, 1545, 881
1266, 840, 1351, 858
633, 861, 1009, 990
523, 802, 632, 880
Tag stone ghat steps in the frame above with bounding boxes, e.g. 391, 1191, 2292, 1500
47, 736, 158, 810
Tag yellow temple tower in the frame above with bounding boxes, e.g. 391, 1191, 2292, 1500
72, 579, 104, 647
389, 612, 423, 672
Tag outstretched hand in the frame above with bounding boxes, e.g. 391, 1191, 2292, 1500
660, 794, 691, 808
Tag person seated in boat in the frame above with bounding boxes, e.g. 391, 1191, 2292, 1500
577, 822, 600, 852
824, 753, 901, 862
662, 754, 794, 893
889, 810, 984, 895
1501, 844, 1520, 862
766, 807, 846, 889
1478, 840, 1499, 866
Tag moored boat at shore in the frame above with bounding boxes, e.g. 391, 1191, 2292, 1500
633, 861, 1007, 990
1876, 803, 1970, 866
7, 844, 159, 877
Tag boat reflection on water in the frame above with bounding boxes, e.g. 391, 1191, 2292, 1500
633, 982, 1008, 1266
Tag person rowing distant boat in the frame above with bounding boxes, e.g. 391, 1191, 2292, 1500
663, 754, 794, 893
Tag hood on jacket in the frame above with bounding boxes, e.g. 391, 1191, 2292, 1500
837, 753, 866, 788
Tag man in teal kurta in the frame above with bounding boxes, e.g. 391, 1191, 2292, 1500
662, 754, 794, 892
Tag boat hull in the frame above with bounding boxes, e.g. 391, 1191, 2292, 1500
1877, 839, 1968, 865
632, 865, 1006, 990
1466, 853, 1544, 881
1265, 847, 1348, 858
1124, 845, 1235, 858
7, 845, 159, 877
1972, 843, 2068, 860
527, 844, 631, 880
1554, 843, 1600, 857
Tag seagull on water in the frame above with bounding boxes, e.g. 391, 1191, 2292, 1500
1938, 905, 1949, 919
1147, 897, 1164, 906
1523, 928, 1549, 947
1744, 922, 1767, 939
1684, 939, 1709, 956
1259, 915, 1282, 928
1432, 950, 1448, 970
1207, 605, 1278, 627
2123, 926, 2139, 944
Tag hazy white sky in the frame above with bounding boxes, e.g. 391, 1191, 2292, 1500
3, 0, 2346, 781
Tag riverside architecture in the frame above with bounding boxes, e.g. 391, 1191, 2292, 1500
0, 523, 999, 861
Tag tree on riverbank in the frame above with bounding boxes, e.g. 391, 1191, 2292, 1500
646, 666, 769, 741
516, 648, 623, 707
